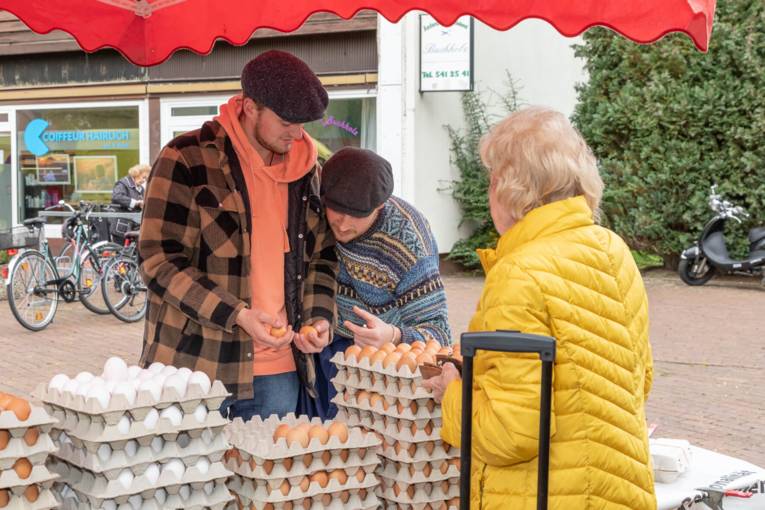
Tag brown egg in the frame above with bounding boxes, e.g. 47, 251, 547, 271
425, 421, 434, 435
302, 498, 312, 510
359, 345, 377, 362
354, 467, 365, 482
269, 326, 288, 338
321, 494, 332, 507
407, 485, 416, 498
7, 398, 31, 421
23, 427, 40, 447
369, 393, 383, 409
356, 390, 370, 406
310, 470, 329, 488
382, 352, 402, 370
396, 354, 417, 373
340, 490, 351, 504
415, 351, 436, 365
381, 397, 391, 411
345, 344, 362, 361
395, 343, 412, 354
339, 449, 350, 462
380, 342, 396, 354
279, 480, 291, 496
321, 450, 331, 465
286, 427, 310, 448
13, 458, 32, 479
329, 469, 348, 485
283, 457, 294, 470
327, 421, 349, 443
0, 430, 9, 451
411, 340, 426, 351
273, 423, 291, 442
299, 325, 318, 337
452, 343, 462, 359
396, 401, 406, 414
426, 339, 441, 353
448, 497, 461, 509
423, 463, 433, 476
308, 424, 329, 445
369, 349, 388, 366
299, 476, 310, 492
24, 484, 39, 503
410, 401, 419, 414
263, 503, 274, 510
449, 458, 461, 469
0, 393, 13, 410
438, 346, 451, 356
229, 449, 243, 466
302, 453, 313, 468
359, 488, 368, 500
424, 441, 436, 455
427, 400, 437, 413
0, 489, 9, 508
392, 483, 401, 497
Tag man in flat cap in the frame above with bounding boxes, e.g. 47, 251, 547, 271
139, 50, 337, 420
314, 147, 451, 418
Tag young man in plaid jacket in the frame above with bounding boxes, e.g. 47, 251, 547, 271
138, 50, 337, 420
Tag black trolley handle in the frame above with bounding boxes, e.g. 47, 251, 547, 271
459, 331, 556, 510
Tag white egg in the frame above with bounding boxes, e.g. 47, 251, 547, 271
193, 403, 208, 423
151, 374, 168, 390
147, 362, 165, 374
188, 371, 211, 394
127, 494, 142, 510
48, 373, 69, 392
102, 356, 129, 381
105, 380, 118, 394
144, 463, 160, 485
151, 436, 164, 454
143, 409, 160, 430
162, 374, 188, 399
86, 386, 111, 410
196, 457, 210, 475
101, 501, 117, 510
160, 365, 178, 377
138, 379, 162, 402
62, 378, 80, 395
176, 367, 192, 382
154, 488, 167, 505
124, 440, 138, 457
112, 383, 137, 406
159, 405, 183, 427
203, 482, 214, 495
118, 414, 131, 435
200, 428, 213, 445
126, 365, 142, 380
162, 459, 185, 480
59, 431, 72, 445
75, 371, 95, 384
117, 469, 134, 489
117, 504, 132, 510
137, 370, 154, 382
97, 444, 112, 462
179, 485, 191, 500
75, 382, 91, 397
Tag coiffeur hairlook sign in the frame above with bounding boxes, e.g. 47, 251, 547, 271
420, 14, 474, 92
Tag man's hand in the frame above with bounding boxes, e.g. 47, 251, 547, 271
135, 200, 144, 209
344, 306, 399, 349
294, 319, 331, 354
421, 362, 461, 402
236, 308, 293, 349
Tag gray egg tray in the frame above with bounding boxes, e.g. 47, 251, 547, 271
228, 473, 381, 508
0, 486, 59, 510
0, 432, 57, 470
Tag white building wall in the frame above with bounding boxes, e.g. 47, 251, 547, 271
377, 14, 587, 252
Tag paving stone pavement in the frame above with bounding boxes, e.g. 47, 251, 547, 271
1, 270, 763, 465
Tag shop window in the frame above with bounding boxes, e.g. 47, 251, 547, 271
16, 106, 140, 223
170, 105, 218, 117
305, 97, 376, 160
0, 133, 11, 230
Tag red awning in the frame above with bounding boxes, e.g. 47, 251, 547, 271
0, 0, 716, 66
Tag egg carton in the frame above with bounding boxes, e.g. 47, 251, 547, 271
232, 482, 380, 510
334, 387, 441, 422
228, 472, 380, 505
0, 464, 58, 490
35, 380, 229, 425
225, 414, 382, 461
0, 406, 57, 434
0, 432, 57, 467
330, 351, 423, 381
0, 486, 59, 510
376, 457, 461, 484
48, 406, 228, 445
335, 404, 442, 442
49, 457, 231, 501
54, 428, 228, 476
379, 497, 460, 510
55, 478, 234, 509
376, 475, 460, 505
332, 367, 432, 401
226, 453, 379, 488
377, 436, 458, 465
226, 444, 380, 480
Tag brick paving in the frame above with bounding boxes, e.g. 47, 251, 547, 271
1, 270, 763, 465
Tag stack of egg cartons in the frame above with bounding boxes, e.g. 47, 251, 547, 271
225, 413, 382, 509
35, 357, 234, 509
330, 340, 461, 510
0, 393, 58, 509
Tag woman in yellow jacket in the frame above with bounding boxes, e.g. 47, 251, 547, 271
425, 107, 656, 510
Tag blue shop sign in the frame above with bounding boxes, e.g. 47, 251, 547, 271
22, 118, 138, 156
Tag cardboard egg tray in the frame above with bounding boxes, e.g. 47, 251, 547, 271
377, 456, 461, 485
0, 406, 57, 435
0, 432, 57, 470
334, 402, 442, 441
54, 428, 227, 477
0, 464, 58, 490
226, 447, 379, 480
379, 498, 460, 510
375, 475, 460, 507
49, 456, 231, 502
0, 484, 59, 510
333, 386, 441, 422
229, 472, 380, 506
47, 407, 228, 446
330, 352, 424, 382
332, 366, 431, 401
56, 478, 234, 509
34, 380, 229, 425
378, 436, 458, 465
232, 482, 379, 510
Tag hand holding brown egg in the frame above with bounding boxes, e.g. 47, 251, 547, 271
294, 319, 331, 354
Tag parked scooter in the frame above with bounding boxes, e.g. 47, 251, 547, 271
678, 185, 765, 286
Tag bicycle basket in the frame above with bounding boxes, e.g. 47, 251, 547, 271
0, 226, 39, 250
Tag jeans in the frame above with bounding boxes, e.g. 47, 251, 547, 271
220, 372, 299, 421
314, 335, 354, 419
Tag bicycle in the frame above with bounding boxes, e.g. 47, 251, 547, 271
4, 202, 121, 331
101, 230, 147, 323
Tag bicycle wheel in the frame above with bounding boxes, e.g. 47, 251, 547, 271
54, 240, 74, 274
78, 250, 110, 315
7, 250, 59, 331
101, 256, 147, 323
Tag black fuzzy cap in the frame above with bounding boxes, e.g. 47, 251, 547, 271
241, 50, 328, 123
322, 147, 394, 217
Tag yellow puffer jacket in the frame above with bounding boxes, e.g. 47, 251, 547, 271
441, 196, 656, 510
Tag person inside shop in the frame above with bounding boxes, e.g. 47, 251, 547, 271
111, 163, 150, 211
138, 50, 338, 420
313, 147, 451, 419
422, 106, 656, 509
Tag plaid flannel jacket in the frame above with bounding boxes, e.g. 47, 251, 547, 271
138, 120, 337, 400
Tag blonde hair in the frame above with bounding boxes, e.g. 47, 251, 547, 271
128, 164, 151, 179
480, 106, 604, 224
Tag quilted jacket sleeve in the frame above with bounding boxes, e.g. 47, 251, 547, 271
441, 261, 556, 467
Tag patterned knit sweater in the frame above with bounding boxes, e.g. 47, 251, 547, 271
335, 197, 451, 345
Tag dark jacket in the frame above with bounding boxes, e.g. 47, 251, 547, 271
138, 120, 337, 400
112, 176, 144, 211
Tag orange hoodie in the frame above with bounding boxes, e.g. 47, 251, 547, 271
216, 95, 317, 376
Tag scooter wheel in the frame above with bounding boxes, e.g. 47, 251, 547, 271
678, 257, 715, 286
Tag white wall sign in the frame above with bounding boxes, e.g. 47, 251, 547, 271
420, 15, 474, 92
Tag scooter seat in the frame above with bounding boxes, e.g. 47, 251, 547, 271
748, 227, 765, 243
